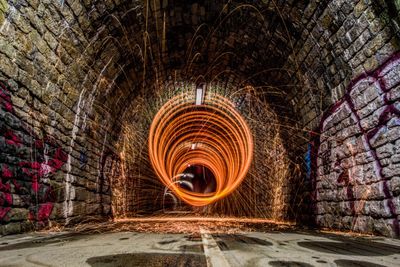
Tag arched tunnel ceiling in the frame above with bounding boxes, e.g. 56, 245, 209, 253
1, 0, 400, 237
84, 0, 315, 123
2, 0, 398, 133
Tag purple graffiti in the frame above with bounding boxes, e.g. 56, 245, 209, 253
0, 81, 67, 223
314, 52, 400, 235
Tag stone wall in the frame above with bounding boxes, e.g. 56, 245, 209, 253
0, 0, 146, 235
0, 0, 399, 237
313, 53, 400, 237
285, 0, 399, 129
272, 1, 400, 239
280, 0, 400, 237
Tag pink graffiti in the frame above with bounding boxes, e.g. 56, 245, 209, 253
0, 81, 67, 223
29, 203, 54, 221
4, 130, 22, 147
2, 165, 13, 179
0, 191, 12, 206
0, 81, 13, 113
0, 207, 11, 219
19, 147, 67, 193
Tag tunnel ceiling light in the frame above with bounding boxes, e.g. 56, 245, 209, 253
149, 92, 254, 206
195, 84, 205, 105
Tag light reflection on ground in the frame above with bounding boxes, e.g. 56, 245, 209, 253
67, 217, 296, 235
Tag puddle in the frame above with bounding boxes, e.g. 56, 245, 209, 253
268, 261, 314, 267
214, 234, 272, 245
87, 252, 207, 267
334, 259, 387, 267
297, 241, 400, 256
158, 239, 178, 245
185, 235, 202, 242
0, 233, 88, 251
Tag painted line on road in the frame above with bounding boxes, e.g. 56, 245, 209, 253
200, 228, 230, 267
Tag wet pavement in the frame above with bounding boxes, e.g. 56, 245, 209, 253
0, 229, 399, 266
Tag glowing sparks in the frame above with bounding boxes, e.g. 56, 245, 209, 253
149, 92, 253, 206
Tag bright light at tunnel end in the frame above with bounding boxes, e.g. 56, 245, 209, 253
148, 91, 254, 207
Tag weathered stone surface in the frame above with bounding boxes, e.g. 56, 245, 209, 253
6, 208, 29, 222
390, 177, 400, 196
314, 33, 400, 237
0, 0, 399, 238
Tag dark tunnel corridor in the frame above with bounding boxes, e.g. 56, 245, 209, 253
0, 0, 400, 266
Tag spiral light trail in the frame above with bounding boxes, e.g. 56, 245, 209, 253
149, 92, 253, 206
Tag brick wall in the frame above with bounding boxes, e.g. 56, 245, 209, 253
0, 0, 144, 235
313, 53, 400, 237
285, 1, 400, 237
0, 0, 399, 237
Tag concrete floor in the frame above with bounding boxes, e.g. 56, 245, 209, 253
0, 228, 399, 267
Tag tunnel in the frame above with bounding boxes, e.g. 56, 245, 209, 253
0, 0, 400, 266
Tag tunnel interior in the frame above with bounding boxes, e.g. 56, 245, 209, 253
181, 165, 217, 194
0, 0, 399, 238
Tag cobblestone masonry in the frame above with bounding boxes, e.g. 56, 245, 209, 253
314, 52, 400, 238
0, 0, 399, 236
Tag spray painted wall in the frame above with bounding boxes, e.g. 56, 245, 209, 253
0, 0, 399, 237
0, 77, 115, 234
313, 52, 400, 237
0, 0, 140, 234
0, 81, 67, 231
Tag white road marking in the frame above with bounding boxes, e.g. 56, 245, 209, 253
200, 228, 230, 267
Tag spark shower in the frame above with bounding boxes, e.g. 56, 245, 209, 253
149, 91, 254, 206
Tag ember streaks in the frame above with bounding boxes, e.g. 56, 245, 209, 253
149, 92, 253, 206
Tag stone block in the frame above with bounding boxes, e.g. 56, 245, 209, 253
387, 84, 400, 102
49, 203, 63, 220
355, 151, 374, 165
7, 208, 29, 222
382, 163, 400, 178
364, 200, 392, 218
352, 215, 373, 233
376, 142, 396, 160
370, 126, 400, 148
380, 59, 400, 90
2, 222, 22, 235
368, 181, 387, 200
393, 196, 400, 215
371, 218, 398, 238
357, 98, 385, 119
390, 177, 400, 196
350, 80, 381, 111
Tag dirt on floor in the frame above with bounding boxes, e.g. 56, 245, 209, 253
44, 216, 298, 236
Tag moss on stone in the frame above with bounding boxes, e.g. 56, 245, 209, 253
0, 0, 8, 25
395, 0, 400, 10
392, 36, 400, 50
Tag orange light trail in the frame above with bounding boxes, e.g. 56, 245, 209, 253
149, 92, 253, 206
